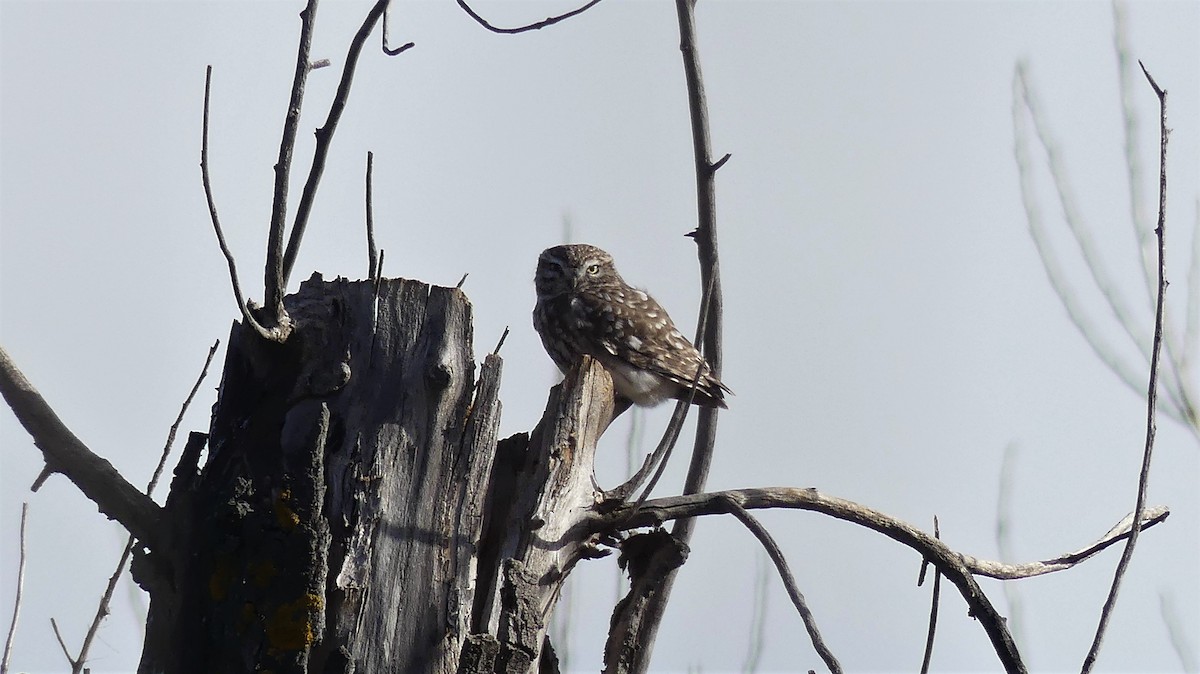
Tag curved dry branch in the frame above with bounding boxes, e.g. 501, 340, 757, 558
595, 486, 1172, 672
1081, 61, 1169, 674
200, 66, 280, 342
456, 0, 604, 34
724, 497, 842, 674
598, 487, 1169, 579
281, 0, 405, 287
0, 347, 163, 551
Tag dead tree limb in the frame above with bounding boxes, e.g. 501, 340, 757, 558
0, 347, 162, 550
595, 486, 1170, 672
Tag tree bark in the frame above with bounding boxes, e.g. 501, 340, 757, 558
133, 273, 611, 673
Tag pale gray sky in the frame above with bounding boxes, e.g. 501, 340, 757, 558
2, 1, 1198, 672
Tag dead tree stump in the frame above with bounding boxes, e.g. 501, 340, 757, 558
133, 273, 612, 673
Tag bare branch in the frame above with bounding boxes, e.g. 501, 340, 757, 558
381, 0, 415, 55
456, 0, 605, 34
724, 496, 842, 674
0, 347, 163, 550
1, 503, 28, 674
70, 342, 218, 673
620, 1, 727, 669
200, 66, 279, 342
148, 340, 218, 498
265, 0, 319, 324
365, 151, 379, 281
1082, 61, 1169, 674
282, 0, 406, 287
597, 486, 1171, 672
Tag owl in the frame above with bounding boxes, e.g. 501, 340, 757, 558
533, 243, 730, 408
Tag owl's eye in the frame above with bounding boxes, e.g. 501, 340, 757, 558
586, 264, 601, 275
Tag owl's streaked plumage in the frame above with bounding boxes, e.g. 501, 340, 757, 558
532, 243, 730, 408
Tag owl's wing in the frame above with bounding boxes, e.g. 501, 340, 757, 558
579, 290, 730, 401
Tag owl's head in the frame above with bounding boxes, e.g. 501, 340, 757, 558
535, 244, 622, 298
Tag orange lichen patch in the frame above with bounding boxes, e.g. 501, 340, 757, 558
265, 594, 324, 651
274, 487, 300, 531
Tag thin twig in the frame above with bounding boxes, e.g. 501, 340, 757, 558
266, 0, 320, 322
725, 497, 842, 674
148, 340, 219, 498
919, 517, 942, 674
1, 503, 29, 674
366, 151, 379, 281
456, 0, 605, 34
381, 0, 415, 55
48, 618, 76, 670
200, 66, 276, 342
1081, 61, 1169, 674
282, 0, 404, 287
67, 342, 219, 673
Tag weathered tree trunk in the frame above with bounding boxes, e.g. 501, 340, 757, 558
133, 273, 612, 673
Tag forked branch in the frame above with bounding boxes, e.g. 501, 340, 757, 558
595, 486, 1171, 672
